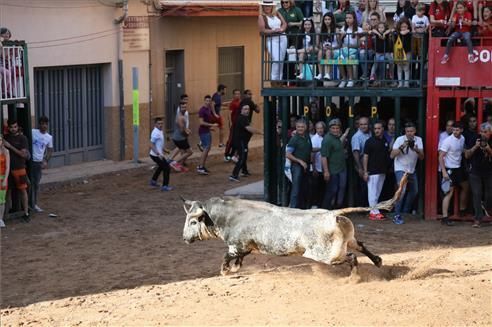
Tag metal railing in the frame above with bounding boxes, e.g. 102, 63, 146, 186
0, 41, 27, 102
261, 31, 428, 90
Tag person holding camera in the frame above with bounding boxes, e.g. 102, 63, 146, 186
438, 121, 467, 226
464, 123, 492, 228
390, 122, 424, 225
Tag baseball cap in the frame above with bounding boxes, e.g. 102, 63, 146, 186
328, 118, 341, 127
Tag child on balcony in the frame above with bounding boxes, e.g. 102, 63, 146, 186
337, 12, 362, 87
372, 22, 394, 86
429, 0, 451, 36
479, 6, 492, 45
441, 1, 476, 64
296, 18, 318, 80
395, 18, 413, 87
317, 12, 338, 80
359, 22, 375, 81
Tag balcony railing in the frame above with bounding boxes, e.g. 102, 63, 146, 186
261, 31, 427, 91
0, 41, 27, 102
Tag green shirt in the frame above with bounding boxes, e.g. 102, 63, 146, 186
320, 133, 346, 174
287, 134, 312, 164
278, 6, 304, 35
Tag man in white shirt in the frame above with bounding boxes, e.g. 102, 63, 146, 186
31, 116, 53, 213
149, 118, 173, 192
351, 117, 371, 206
439, 121, 467, 226
390, 122, 424, 224
310, 121, 326, 208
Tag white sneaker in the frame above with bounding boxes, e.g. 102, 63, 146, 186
323, 73, 331, 80
0, 219, 5, 228
338, 81, 347, 88
314, 74, 322, 80
346, 81, 354, 87
34, 205, 44, 213
296, 73, 304, 79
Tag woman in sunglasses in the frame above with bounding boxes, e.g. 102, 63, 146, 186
278, 0, 304, 82
296, 18, 318, 79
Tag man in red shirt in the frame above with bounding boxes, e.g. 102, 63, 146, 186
441, 1, 475, 64
224, 89, 242, 162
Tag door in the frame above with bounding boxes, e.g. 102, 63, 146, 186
34, 65, 104, 167
165, 50, 185, 133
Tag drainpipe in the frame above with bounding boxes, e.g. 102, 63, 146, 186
115, 0, 128, 161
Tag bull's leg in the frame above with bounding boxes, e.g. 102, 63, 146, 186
346, 252, 359, 276
349, 240, 382, 267
230, 250, 251, 273
220, 252, 236, 276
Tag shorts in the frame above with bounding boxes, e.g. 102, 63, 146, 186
446, 167, 466, 187
333, 47, 358, 60
411, 36, 423, 57
173, 138, 190, 150
0, 175, 7, 205
11, 168, 28, 190
214, 115, 224, 128
199, 132, 212, 150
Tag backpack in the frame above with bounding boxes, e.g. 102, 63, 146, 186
393, 35, 407, 63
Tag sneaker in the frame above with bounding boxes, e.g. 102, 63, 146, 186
296, 73, 304, 79
22, 213, 31, 223
468, 54, 475, 63
441, 218, 454, 226
375, 213, 386, 220
197, 143, 204, 152
241, 171, 251, 177
34, 205, 44, 213
338, 81, 347, 88
369, 213, 385, 221
440, 54, 449, 64
169, 161, 183, 172
314, 73, 322, 80
150, 179, 158, 187
392, 214, 404, 225
323, 73, 331, 80
346, 80, 354, 87
0, 219, 5, 228
370, 74, 376, 81
229, 175, 240, 182
231, 156, 239, 163
197, 166, 209, 175
224, 156, 231, 162
472, 220, 481, 228
160, 185, 174, 192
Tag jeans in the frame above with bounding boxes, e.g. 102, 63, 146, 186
290, 162, 309, 209
232, 141, 249, 177
359, 49, 374, 78
445, 31, 473, 56
30, 161, 43, 207
150, 155, 170, 186
373, 53, 393, 80
468, 174, 492, 221
322, 169, 347, 210
296, 1, 313, 17
394, 171, 418, 215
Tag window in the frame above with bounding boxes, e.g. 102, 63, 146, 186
218, 46, 244, 100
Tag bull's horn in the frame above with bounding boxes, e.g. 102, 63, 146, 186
189, 208, 204, 219
183, 205, 190, 215
179, 195, 194, 206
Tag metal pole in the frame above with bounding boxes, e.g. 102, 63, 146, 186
395, 97, 401, 136
417, 96, 425, 216
132, 67, 140, 163
263, 97, 272, 203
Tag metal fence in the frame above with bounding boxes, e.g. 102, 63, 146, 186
0, 42, 26, 101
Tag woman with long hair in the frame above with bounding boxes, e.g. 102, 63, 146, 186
258, 0, 288, 86
429, 0, 451, 36
337, 11, 363, 87
296, 18, 318, 79
317, 12, 338, 80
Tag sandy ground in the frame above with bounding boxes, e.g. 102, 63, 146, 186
1, 159, 491, 326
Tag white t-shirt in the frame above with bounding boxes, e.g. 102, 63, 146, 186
341, 26, 363, 47
411, 15, 429, 32
438, 134, 464, 168
393, 135, 424, 173
176, 107, 189, 129
311, 133, 324, 173
149, 127, 164, 157
31, 129, 53, 162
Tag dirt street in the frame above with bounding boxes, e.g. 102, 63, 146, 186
1, 159, 491, 326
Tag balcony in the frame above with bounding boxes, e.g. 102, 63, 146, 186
0, 41, 27, 103
159, 0, 259, 16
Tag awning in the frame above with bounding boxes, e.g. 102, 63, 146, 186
159, 1, 260, 17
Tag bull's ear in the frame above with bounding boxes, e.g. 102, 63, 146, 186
198, 211, 214, 227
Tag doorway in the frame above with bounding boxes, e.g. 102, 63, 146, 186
165, 50, 185, 133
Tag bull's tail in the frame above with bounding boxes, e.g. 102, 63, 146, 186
333, 173, 408, 217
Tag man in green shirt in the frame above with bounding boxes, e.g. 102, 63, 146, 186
286, 119, 312, 209
321, 118, 348, 209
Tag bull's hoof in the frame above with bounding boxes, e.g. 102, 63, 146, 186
229, 263, 241, 273
374, 256, 382, 268
220, 269, 230, 276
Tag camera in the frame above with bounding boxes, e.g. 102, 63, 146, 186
407, 139, 415, 149
479, 135, 488, 148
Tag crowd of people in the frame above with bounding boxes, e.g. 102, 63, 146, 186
258, 0, 492, 87
282, 106, 492, 227
148, 85, 262, 191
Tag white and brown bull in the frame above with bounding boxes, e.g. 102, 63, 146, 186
182, 174, 407, 277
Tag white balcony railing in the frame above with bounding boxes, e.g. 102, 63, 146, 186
0, 44, 26, 102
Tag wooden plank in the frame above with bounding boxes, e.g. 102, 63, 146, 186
320, 59, 359, 65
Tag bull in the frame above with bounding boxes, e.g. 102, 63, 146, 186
182, 174, 407, 277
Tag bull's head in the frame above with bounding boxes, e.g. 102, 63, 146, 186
181, 197, 216, 244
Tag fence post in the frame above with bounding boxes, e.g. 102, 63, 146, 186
132, 67, 140, 163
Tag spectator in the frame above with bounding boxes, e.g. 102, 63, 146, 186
258, 0, 288, 87
224, 89, 242, 162
212, 84, 227, 147
372, 22, 394, 86
310, 121, 326, 208
288, 114, 298, 139
171, 101, 192, 171
296, 18, 318, 80
355, 0, 366, 26
381, 118, 397, 201
390, 122, 424, 224
429, 0, 451, 36
359, 22, 375, 81
478, 6, 492, 45
229, 104, 263, 182
439, 121, 467, 226
295, 0, 313, 18
395, 18, 412, 87
334, 0, 358, 27
411, 4, 430, 72
317, 12, 338, 81
363, 0, 387, 25
279, 0, 304, 82
30, 116, 53, 213
4, 120, 30, 221
0, 135, 10, 228
149, 118, 173, 192
441, 1, 476, 64
351, 116, 371, 206
321, 118, 348, 209
0, 28, 12, 97
464, 122, 492, 228
439, 119, 455, 146
286, 119, 312, 209
394, 0, 415, 23
384, 117, 397, 144
449, 0, 478, 25
337, 12, 363, 88
197, 95, 219, 175
363, 121, 391, 220
463, 115, 479, 147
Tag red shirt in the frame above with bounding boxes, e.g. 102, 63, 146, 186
229, 98, 241, 126
429, 1, 451, 20
453, 11, 472, 33
479, 17, 492, 45
450, 0, 474, 14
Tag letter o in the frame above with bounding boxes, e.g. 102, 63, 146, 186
325, 106, 332, 117
479, 50, 490, 63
